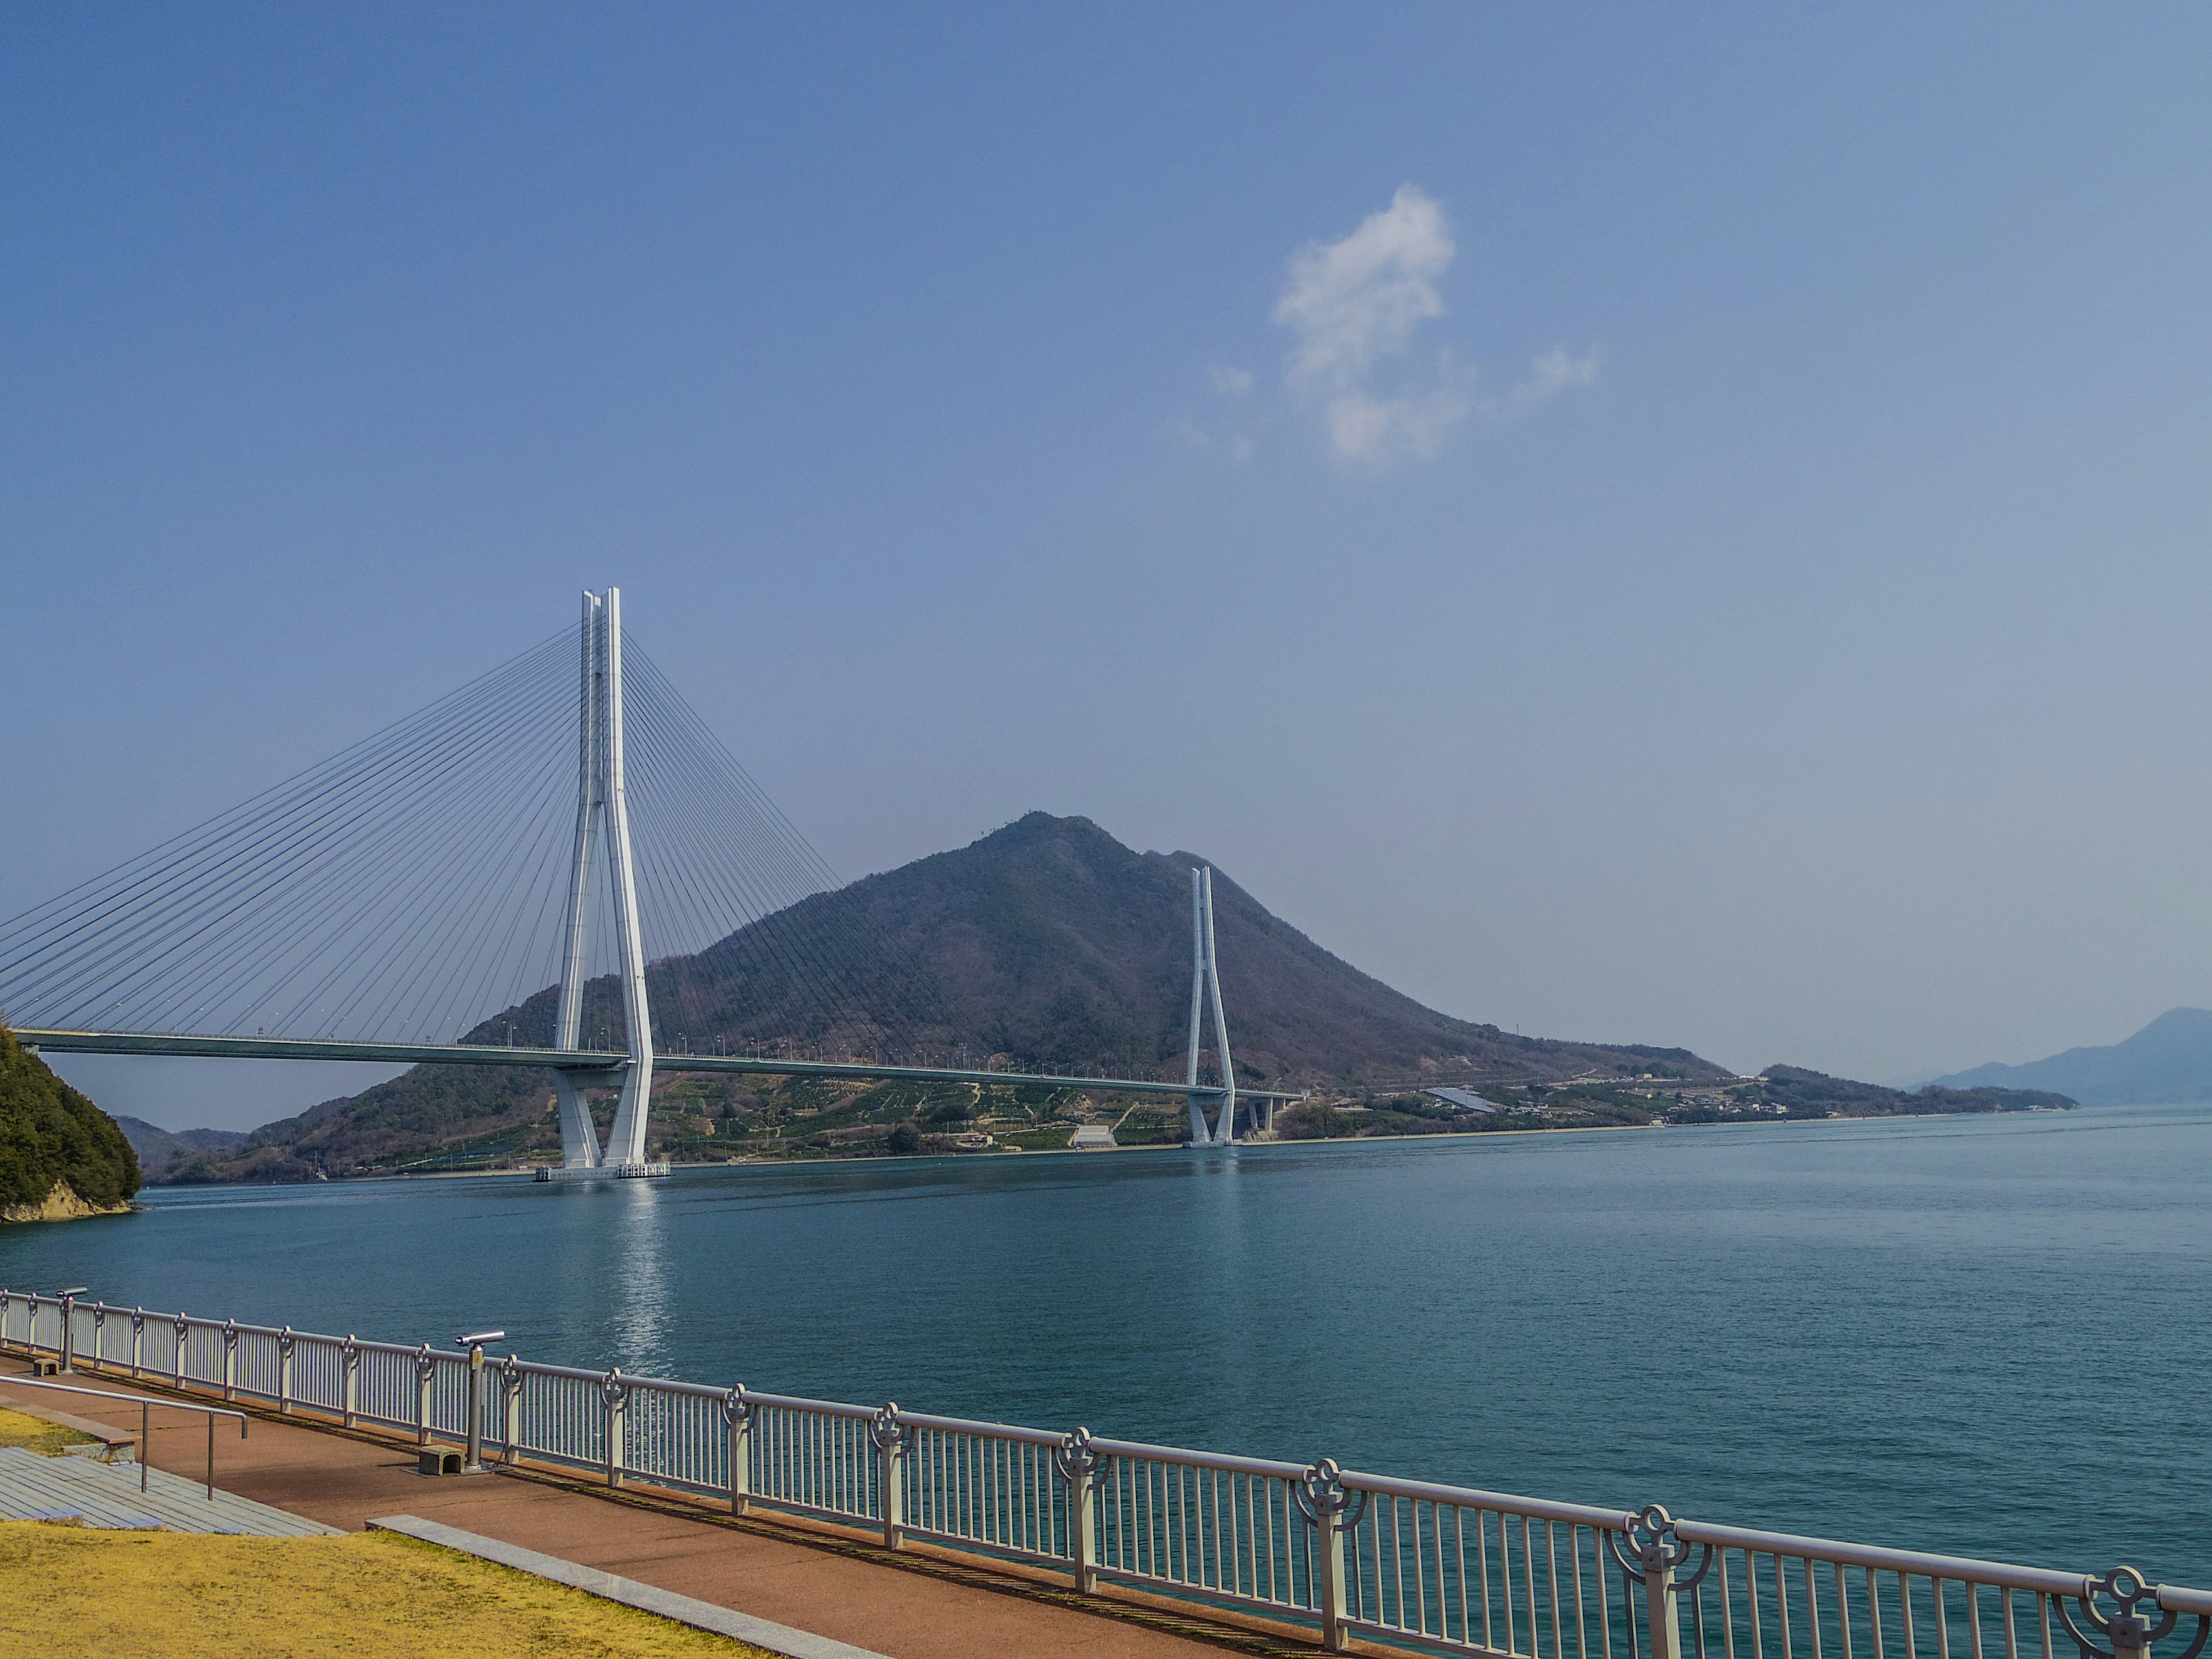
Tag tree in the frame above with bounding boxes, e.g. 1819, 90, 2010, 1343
0, 1025, 141, 1211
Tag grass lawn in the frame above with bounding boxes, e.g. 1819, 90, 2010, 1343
0, 1525, 774, 1658
0, 1405, 96, 1456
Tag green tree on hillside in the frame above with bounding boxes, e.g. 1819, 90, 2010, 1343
0, 1025, 141, 1211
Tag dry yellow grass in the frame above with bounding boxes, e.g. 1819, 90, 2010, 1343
0, 1404, 94, 1456
0, 1524, 776, 1658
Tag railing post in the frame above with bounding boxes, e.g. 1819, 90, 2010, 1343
501, 1354, 522, 1465
130, 1308, 144, 1378
0, 1290, 10, 1352
58, 1292, 76, 1373
722, 1386, 753, 1515
463, 1343, 486, 1472
1054, 1426, 1101, 1593
414, 1343, 435, 1446
1645, 1540, 1681, 1659
602, 1369, 628, 1487
1609, 1506, 1705, 1659
342, 1337, 359, 1429
872, 1403, 906, 1550
221, 1319, 238, 1402
91, 1302, 106, 1370
173, 1314, 188, 1386
278, 1327, 295, 1415
1300, 1458, 1360, 1651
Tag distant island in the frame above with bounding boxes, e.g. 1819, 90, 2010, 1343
1929, 1007, 2212, 1106
1274, 1065, 2074, 1140
118, 813, 2075, 1182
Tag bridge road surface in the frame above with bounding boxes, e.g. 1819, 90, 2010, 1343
0, 1363, 1293, 1659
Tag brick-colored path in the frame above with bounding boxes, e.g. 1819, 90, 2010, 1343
1, 1363, 1297, 1659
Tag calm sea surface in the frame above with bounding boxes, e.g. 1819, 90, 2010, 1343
6, 1104, 2209, 1582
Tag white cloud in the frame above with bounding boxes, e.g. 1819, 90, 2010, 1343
1491, 344, 1604, 416
1169, 185, 1596, 468
1275, 184, 1453, 395
1272, 185, 1468, 465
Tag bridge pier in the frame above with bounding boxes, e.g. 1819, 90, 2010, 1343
550, 589, 664, 1178
1184, 865, 1238, 1146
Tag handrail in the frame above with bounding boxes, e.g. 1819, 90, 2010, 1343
0, 1372, 248, 1500
1673, 1514, 2093, 1596
1336, 1465, 1634, 1531
894, 1408, 1065, 1446
1086, 1432, 1309, 1480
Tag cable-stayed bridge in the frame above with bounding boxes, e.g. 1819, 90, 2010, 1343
0, 590, 1290, 1175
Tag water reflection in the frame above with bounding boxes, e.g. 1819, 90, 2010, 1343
608, 1179, 669, 1369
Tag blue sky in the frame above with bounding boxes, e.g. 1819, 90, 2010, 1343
6, 6, 2212, 1126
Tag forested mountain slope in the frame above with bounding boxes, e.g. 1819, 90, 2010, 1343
0, 1025, 139, 1219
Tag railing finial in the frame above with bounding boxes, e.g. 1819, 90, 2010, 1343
1609, 1504, 1713, 1592
2059, 1567, 2209, 1659
1052, 1425, 1101, 1483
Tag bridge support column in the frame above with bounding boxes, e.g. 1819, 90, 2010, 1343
550, 588, 656, 1173
1183, 865, 1238, 1145
552, 1073, 605, 1169
1184, 869, 1210, 1144
598, 589, 655, 1170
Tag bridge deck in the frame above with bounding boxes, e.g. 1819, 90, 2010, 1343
15, 1029, 1304, 1103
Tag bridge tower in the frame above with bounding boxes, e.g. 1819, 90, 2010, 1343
1184, 865, 1238, 1145
551, 589, 658, 1173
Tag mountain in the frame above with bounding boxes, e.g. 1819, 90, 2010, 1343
111, 1116, 249, 1181
1928, 1008, 2212, 1105
163, 812, 1731, 1181
1, 1024, 140, 1220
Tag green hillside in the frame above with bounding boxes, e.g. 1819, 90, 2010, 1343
0, 1025, 140, 1217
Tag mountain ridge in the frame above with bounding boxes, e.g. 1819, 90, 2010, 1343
111, 1116, 249, 1182
1928, 1007, 2212, 1105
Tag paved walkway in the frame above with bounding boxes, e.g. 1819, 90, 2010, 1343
0, 1363, 1297, 1659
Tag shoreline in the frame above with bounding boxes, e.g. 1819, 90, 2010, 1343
136, 1099, 2078, 1192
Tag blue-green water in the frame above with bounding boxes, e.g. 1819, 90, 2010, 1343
6, 1104, 2209, 1583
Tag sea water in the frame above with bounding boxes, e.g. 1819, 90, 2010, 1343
5, 1102, 2207, 1582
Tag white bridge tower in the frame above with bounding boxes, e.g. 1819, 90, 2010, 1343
1184, 865, 1239, 1145
550, 588, 662, 1176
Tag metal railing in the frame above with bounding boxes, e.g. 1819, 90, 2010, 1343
3, 1286, 2206, 1659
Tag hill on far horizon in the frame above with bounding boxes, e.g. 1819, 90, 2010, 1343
111, 1116, 249, 1183
1927, 1007, 2212, 1105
